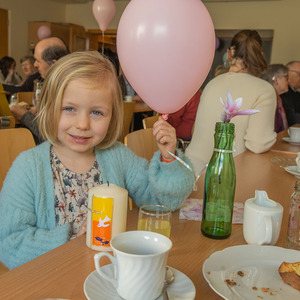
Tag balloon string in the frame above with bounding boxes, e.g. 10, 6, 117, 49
102, 31, 104, 55
164, 147, 207, 191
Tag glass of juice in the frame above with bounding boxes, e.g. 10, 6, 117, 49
137, 204, 172, 238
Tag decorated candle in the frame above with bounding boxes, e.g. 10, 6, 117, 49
86, 182, 128, 251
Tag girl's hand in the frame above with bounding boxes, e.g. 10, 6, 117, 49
152, 116, 177, 160
77, 219, 87, 237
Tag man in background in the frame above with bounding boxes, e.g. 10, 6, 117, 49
9, 37, 69, 144
281, 61, 300, 126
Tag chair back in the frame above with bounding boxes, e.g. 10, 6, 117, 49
124, 128, 158, 162
119, 101, 135, 142
17, 91, 34, 106
0, 83, 12, 116
0, 116, 15, 129
0, 128, 36, 190
142, 115, 159, 129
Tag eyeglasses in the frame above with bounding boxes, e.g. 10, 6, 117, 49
288, 69, 300, 75
272, 74, 288, 81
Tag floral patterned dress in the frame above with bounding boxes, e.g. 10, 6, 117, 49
51, 148, 103, 238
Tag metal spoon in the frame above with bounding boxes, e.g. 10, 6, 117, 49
161, 267, 175, 300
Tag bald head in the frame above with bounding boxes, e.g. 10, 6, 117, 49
34, 37, 69, 78
286, 61, 300, 90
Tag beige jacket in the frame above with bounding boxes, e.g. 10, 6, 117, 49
186, 72, 277, 174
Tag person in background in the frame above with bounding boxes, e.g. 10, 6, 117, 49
167, 89, 201, 140
0, 51, 194, 270
9, 37, 69, 144
185, 30, 277, 174
280, 61, 300, 126
0, 56, 22, 85
260, 64, 289, 133
19, 55, 37, 85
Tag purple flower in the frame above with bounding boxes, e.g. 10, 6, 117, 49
220, 92, 260, 123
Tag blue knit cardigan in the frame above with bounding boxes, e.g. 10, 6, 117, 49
0, 141, 194, 269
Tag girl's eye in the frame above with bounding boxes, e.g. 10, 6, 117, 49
63, 107, 74, 112
92, 110, 103, 116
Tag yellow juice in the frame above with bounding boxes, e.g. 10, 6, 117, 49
137, 218, 171, 237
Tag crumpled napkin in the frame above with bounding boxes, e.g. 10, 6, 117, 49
179, 198, 244, 224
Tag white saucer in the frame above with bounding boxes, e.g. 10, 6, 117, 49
84, 265, 196, 300
284, 165, 300, 177
282, 137, 300, 145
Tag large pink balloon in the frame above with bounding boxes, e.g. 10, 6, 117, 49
117, 0, 215, 114
37, 25, 51, 40
92, 0, 116, 32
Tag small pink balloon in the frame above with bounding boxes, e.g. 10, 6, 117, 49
92, 0, 116, 32
37, 25, 51, 40
117, 0, 215, 114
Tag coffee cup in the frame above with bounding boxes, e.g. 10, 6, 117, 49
124, 95, 133, 102
243, 190, 283, 245
94, 230, 172, 300
288, 127, 300, 142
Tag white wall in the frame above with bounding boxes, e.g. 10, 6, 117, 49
66, 0, 300, 64
0, 0, 299, 74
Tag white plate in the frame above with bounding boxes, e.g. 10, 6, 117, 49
84, 265, 196, 300
284, 166, 300, 177
282, 137, 300, 145
203, 245, 300, 300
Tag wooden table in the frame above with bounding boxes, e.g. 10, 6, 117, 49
271, 128, 300, 154
0, 150, 298, 300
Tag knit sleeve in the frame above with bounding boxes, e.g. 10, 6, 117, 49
110, 144, 195, 211
0, 151, 71, 270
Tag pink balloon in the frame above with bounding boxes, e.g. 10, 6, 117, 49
117, 0, 215, 114
92, 0, 116, 32
37, 25, 51, 40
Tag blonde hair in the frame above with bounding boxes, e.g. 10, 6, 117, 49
38, 51, 123, 149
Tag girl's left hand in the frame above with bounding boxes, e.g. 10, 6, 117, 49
153, 116, 177, 160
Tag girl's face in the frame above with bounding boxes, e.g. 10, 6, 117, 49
55, 78, 113, 158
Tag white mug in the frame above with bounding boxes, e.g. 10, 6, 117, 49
94, 230, 172, 300
243, 191, 283, 245
124, 95, 133, 102
288, 127, 300, 142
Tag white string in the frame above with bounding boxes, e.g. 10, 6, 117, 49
213, 148, 235, 153
164, 148, 207, 191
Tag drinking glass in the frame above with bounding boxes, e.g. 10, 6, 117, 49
137, 204, 172, 237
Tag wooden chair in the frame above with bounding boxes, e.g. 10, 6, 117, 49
142, 115, 159, 129
124, 128, 159, 162
118, 101, 135, 143
17, 91, 34, 106
0, 128, 36, 190
0, 116, 15, 129
0, 83, 12, 117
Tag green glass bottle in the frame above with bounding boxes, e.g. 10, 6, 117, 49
201, 122, 236, 239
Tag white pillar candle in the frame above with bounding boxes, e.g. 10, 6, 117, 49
86, 182, 128, 251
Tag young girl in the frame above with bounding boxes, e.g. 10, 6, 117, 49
0, 51, 194, 270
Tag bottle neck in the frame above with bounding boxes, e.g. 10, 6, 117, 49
214, 122, 235, 151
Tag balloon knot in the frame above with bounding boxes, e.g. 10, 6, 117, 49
162, 114, 169, 121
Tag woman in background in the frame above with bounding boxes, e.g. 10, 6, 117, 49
186, 30, 277, 174
0, 56, 22, 85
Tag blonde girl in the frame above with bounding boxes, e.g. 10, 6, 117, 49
0, 51, 194, 270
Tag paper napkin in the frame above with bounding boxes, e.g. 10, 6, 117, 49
179, 198, 244, 224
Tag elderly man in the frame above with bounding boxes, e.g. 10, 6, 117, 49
281, 61, 300, 126
9, 37, 69, 144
